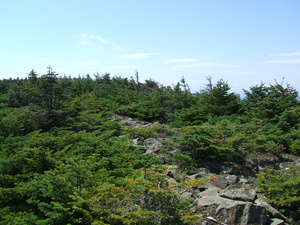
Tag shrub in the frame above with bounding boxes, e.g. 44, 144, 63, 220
255, 166, 300, 221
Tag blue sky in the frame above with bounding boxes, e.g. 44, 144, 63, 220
1, 0, 300, 94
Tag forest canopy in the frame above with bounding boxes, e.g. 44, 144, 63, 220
0, 68, 299, 224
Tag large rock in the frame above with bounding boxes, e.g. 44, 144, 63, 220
254, 199, 287, 221
219, 185, 257, 202
181, 191, 193, 199
197, 196, 270, 225
216, 201, 269, 225
117, 116, 161, 129
188, 169, 209, 180
269, 218, 285, 225
144, 138, 163, 154
197, 186, 221, 198
197, 196, 231, 207
199, 175, 229, 189
211, 175, 229, 189
226, 174, 239, 184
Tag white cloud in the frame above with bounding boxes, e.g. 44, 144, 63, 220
79, 39, 90, 46
269, 52, 300, 57
165, 58, 198, 63
119, 53, 160, 59
259, 59, 300, 64
79, 33, 121, 50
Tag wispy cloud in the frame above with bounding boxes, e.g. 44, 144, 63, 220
165, 58, 198, 63
259, 59, 300, 64
269, 52, 300, 57
79, 39, 90, 46
119, 53, 160, 59
79, 33, 121, 50
172, 63, 240, 69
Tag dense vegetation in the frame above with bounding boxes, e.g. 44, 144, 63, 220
0, 68, 299, 224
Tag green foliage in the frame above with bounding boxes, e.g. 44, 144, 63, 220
124, 124, 178, 139
201, 79, 241, 115
171, 105, 213, 127
256, 166, 300, 221
0, 108, 34, 137
290, 138, 300, 155
276, 106, 300, 132
0, 70, 300, 224
171, 79, 241, 127
172, 153, 195, 172
0, 120, 197, 224
178, 121, 244, 162
243, 82, 299, 122
118, 101, 167, 123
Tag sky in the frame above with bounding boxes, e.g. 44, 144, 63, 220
1, 0, 300, 94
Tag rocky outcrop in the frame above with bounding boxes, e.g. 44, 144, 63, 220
113, 116, 161, 129
179, 169, 288, 224
255, 199, 287, 221
115, 116, 293, 225
216, 201, 269, 225
269, 218, 285, 225
219, 185, 257, 202
143, 137, 163, 154
194, 177, 288, 225
132, 136, 178, 163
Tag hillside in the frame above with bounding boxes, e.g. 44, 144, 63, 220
0, 69, 299, 224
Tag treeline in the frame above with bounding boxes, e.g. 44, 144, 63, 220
0, 68, 299, 223
1, 70, 300, 155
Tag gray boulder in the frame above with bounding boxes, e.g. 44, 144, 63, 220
197, 196, 231, 207
255, 199, 287, 221
269, 218, 285, 225
197, 186, 221, 198
226, 174, 239, 184
144, 138, 163, 154
219, 185, 257, 202
216, 201, 269, 225
181, 191, 193, 199
211, 175, 229, 189
199, 175, 229, 189
197, 196, 270, 224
